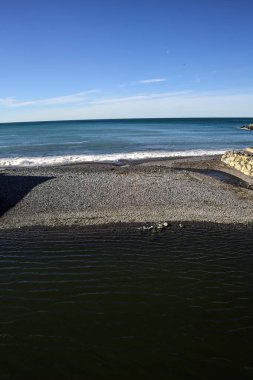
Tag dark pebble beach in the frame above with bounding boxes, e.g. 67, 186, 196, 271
0, 155, 253, 230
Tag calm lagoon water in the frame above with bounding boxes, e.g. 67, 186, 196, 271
0, 226, 253, 379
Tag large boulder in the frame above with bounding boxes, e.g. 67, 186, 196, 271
240, 123, 253, 130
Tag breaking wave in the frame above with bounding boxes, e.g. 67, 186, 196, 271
0, 149, 226, 167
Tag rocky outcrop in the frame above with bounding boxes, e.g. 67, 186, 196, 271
221, 150, 253, 176
240, 124, 253, 130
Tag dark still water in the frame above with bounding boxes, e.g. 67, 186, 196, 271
0, 226, 253, 380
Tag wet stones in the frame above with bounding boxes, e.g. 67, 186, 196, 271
138, 221, 171, 233
221, 150, 253, 177
138, 221, 186, 233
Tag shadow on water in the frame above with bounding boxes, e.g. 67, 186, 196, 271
173, 167, 253, 190
0, 173, 54, 217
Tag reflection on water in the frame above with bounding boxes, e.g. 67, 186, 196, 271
0, 226, 253, 380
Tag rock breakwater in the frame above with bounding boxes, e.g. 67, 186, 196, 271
221, 150, 253, 176
240, 124, 253, 131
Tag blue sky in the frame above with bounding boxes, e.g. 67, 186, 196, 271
0, 0, 253, 122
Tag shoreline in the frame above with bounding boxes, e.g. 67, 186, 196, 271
0, 149, 226, 168
2, 220, 253, 235
1, 155, 253, 230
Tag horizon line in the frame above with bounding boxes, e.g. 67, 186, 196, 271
1, 116, 253, 125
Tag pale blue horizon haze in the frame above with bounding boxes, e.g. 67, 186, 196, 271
0, 0, 253, 122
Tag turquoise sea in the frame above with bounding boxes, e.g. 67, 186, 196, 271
0, 117, 252, 166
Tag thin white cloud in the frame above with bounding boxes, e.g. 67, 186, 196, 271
3, 91, 253, 123
118, 77, 167, 88
90, 91, 191, 105
137, 78, 166, 84
0, 97, 16, 106
1, 89, 253, 123
0, 90, 100, 108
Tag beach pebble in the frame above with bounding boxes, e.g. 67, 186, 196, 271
139, 225, 154, 232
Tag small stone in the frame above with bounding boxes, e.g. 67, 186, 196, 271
179, 223, 184, 228
138, 225, 153, 232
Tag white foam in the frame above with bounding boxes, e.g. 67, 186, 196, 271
0, 149, 226, 168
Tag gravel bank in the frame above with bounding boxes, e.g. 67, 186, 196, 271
0, 156, 253, 229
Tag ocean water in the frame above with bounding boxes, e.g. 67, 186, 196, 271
0, 226, 253, 379
0, 117, 253, 166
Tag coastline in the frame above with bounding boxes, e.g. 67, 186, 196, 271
0, 155, 253, 230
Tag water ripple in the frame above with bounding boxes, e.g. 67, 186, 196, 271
0, 226, 253, 379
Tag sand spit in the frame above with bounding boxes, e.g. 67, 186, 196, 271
0, 156, 253, 229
